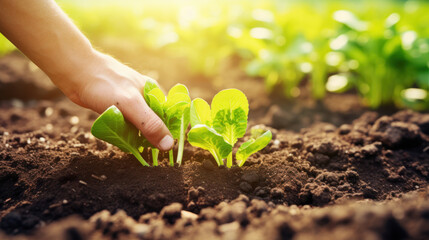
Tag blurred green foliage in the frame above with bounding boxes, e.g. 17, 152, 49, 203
0, 0, 428, 109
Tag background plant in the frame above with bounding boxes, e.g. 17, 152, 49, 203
1, 0, 428, 110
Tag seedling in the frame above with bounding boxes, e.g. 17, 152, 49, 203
91, 87, 270, 167
188, 89, 272, 167
91, 105, 150, 166
236, 128, 272, 167
187, 124, 232, 166
143, 80, 191, 166
91, 81, 191, 167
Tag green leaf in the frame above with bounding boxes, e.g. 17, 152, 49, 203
190, 98, 211, 128
187, 124, 232, 166
165, 93, 191, 119
164, 91, 191, 139
211, 89, 249, 145
211, 89, 249, 117
147, 88, 166, 119
236, 130, 272, 167
168, 84, 189, 97
148, 88, 166, 104
91, 105, 149, 166
162, 84, 192, 166
143, 79, 159, 104
167, 116, 182, 139
213, 108, 248, 145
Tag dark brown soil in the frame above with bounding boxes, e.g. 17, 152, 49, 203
1, 52, 429, 239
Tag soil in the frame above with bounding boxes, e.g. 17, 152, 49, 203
1, 52, 429, 240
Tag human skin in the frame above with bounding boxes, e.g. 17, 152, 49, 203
0, 0, 174, 151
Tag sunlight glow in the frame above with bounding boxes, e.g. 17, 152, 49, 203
333, 10, 367, 31
385, 13, 400, 28
252, 9, 274, 23
326, 74, 349, 92
401, 31, 417, 50
401, 88, 428, 101
325, 52, 343, 66
227, 26, 243, 38
250, 27, 273, 40
299, 62, 313, 73
178, 6, 198, 28
330, 34, 348, 50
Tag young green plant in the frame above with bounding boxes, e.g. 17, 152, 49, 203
143, 81, 191, 166
188, 89, 272, 167
236, 127, 273, 167
91, 105, 150, 166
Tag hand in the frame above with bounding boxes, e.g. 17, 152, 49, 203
0, 0, 173, 150
53, 50, 174, 151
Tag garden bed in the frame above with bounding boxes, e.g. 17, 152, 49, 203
1, 52, 429, 239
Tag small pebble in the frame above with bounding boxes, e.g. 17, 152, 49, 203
218, 221, 240, 233
71, 126, 79, 133
270, 187, 285, 199
77, 132, 89, 144
45, 124, 53, 132
181, 210, 198, 220
70, 116, 80, 125
273, 139, 280, 146
289, 205, 299, 215
239, 182, 253, 193
202, 159, 215, 170
44, 107, 54, 117
339, 124, 351, 134
11, 99, 24, 108
132, 223, 150, 236
241, 172, 260, 184
161, 203, 183, 223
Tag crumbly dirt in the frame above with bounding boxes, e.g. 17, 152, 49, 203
1, 52, 429, 239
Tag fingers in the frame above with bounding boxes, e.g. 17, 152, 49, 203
74, 55, 173, 150
117, 90, 174, 151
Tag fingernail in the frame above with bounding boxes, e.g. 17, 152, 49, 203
159, 135, 174, 151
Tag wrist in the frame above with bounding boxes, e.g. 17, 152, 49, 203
48, 46, 101, 98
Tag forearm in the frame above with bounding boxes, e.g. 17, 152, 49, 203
0, 0, 96, 95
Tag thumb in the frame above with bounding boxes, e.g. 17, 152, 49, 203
118, 91, 174, 151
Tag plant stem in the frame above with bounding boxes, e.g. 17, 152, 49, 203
130, 149, 150, 167
215, 153, 224, 166
169, 149, 174, 166
238, 159, 245, 167
152, 148, 159, 166
218, 157, 224, 166
209, 149, 223, 166
176, 114, 186, 166
226, 153, 233, 168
